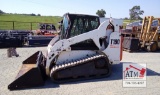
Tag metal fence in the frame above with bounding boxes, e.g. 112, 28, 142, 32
0, 21, 52, 30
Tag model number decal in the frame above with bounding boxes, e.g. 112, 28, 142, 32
110, 39, 120, 48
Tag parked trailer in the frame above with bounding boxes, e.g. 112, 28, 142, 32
26, 35, 55, 46
0, 30, 30, 48
25, 23, 57, 46
0, 35, 24, 48
0, 29, 56, 47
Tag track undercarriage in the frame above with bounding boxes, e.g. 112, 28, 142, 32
50, 54, 112, 83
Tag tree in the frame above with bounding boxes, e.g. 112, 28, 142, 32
0, 10, 5, 14
129, 6, 144, 20
124, 17, 129, 20
96, 9, 106, 17
37, 14, 41, 16
30, 13, 36, 16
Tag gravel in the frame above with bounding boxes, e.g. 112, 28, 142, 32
0, 47, 160, 95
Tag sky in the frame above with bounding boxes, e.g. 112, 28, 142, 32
1, 0, 160, 18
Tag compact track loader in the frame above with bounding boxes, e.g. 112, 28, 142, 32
8, 13, 123, 90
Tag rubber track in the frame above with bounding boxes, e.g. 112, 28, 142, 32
50, 54, 111, 83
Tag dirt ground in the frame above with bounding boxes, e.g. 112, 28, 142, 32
0, 47, 160, 95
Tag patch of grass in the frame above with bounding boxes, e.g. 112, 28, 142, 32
0, 14, 139, 30
0, 14, 62, 30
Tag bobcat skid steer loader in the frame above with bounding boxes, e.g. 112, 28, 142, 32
8, 13, 123, 90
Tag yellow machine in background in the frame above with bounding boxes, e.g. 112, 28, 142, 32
140, 16, 160, 51
122, 16, 160, 52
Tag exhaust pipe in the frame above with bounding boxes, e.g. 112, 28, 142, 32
8, 51, 47, 90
